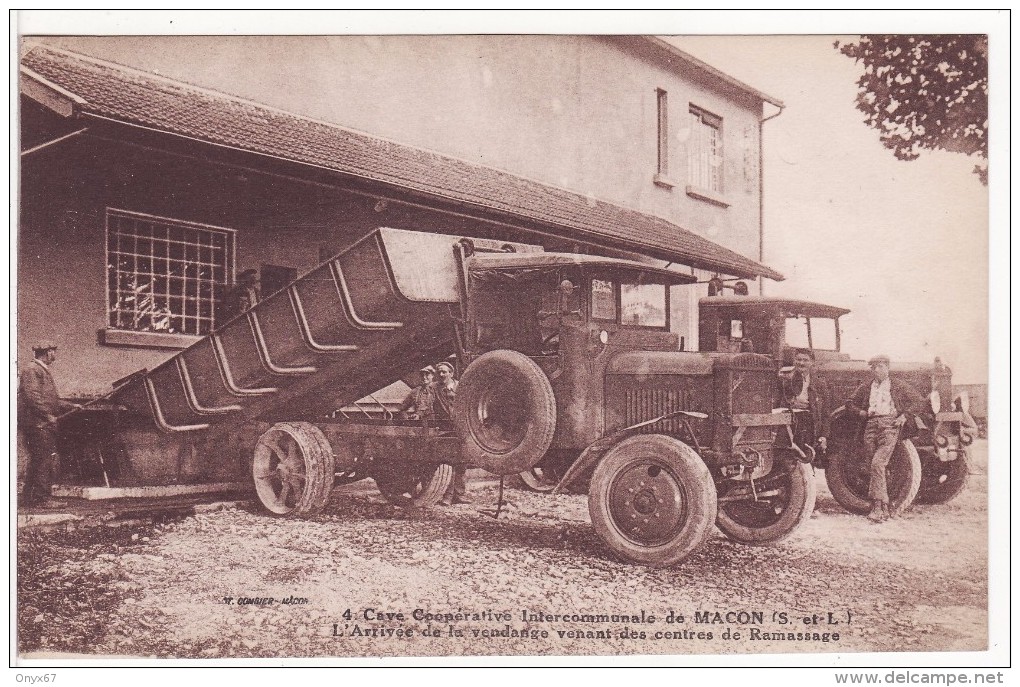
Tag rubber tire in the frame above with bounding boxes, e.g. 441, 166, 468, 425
452, 349, 557, 475
716, 461, 817, 545
514, 466, 561, 493
915, 449, 970, 505
825, 439, 922, 516
374, 463, 454, 508
588, 435, 716, 568
252, 422, 335, 517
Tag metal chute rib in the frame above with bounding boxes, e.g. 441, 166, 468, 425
99, 228, 482, 432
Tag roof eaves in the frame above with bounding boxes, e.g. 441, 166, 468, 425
19, 43, 785, 282
640, 36, 785, 109
20, 65, 88, 117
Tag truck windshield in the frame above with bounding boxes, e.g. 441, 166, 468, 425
620, 281, 666, 328
785, 316, 839, 351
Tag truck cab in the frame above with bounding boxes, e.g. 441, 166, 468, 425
453, 244, 814, 566
696, 294, 971, 511
698, 295, 850, 365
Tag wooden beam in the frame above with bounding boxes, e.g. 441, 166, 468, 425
20, 66, 85, 117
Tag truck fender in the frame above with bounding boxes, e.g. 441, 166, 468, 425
551, 409, 707, 494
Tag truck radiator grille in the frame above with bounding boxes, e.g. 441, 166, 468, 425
624, 389, 693, 434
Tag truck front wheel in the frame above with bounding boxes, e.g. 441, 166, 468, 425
916, 449, 970, 504
825, 439, 921, 516
716, 461, 817, 545
252, 422, 336, 516
588, 435, 716, 567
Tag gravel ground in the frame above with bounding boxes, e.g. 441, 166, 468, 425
17, 442, 988, 660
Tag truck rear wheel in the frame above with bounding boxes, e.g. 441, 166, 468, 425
588, 435, 716, 567
916, 449, 970, 505
373, 463, 454, 508
716, 461, 817, 545
452, 349, 556, 475
825, 439, 921, 516
252, 422, 335, 516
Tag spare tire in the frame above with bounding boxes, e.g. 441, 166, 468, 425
452, 349, 557, 475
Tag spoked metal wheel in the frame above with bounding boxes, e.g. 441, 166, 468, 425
588, 435, 716, 567
373, 463, 454, 508
716, 461, 817, 545
253, 422, 335, 516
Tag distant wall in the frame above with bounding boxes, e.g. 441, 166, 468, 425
33, 35, 765, 261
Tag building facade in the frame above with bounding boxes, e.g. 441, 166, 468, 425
19, 36, 782, 404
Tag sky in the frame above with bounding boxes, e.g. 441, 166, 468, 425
12, 12, 1001, 383
668, 35, 990, 383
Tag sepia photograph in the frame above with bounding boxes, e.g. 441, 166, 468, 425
10, 10, 1006, 675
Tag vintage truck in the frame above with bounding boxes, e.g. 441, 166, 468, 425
63, 228, 819, 567
696, 296, 973, 515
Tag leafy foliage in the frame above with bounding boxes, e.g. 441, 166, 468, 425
836, 35, 988, 184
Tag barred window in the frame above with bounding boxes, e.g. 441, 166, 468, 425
106, 209, 234, 336
688, 105, 723, 193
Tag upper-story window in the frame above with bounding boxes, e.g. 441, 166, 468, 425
653, 88, 675, 189
106, 209, 234, 337
688, 105, 724, 194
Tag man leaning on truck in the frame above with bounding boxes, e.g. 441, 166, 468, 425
845, 354, 925, 523
779, 347, 830, 456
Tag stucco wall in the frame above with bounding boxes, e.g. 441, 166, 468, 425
18, 131, 576, 397
18, 136, 365, 397
30, 35, 764, 260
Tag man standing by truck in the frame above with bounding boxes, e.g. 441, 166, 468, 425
399, 366, 437, 421
845, 354, 925, 523
434, 362, 471, 506
18, 341, 79, 508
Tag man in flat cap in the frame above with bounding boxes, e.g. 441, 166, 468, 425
845, 354, 925, 522
218, 268, 261, 326
399, 366, 437, 421
18, 341, 79, 508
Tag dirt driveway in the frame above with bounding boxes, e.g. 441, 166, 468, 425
17, 442, 988, 660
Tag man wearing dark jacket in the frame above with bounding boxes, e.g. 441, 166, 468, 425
845, 354, 926, 522
779, 348, 830, 456
18, 341, 78, 508
217, 269, 261, 326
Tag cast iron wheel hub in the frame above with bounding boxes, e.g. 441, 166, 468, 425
608, 462, 686, 546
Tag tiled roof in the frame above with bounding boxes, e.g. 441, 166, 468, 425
20, 44, 782, 281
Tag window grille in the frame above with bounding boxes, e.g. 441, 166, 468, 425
106, 209, 234, 336
688, 106, 723, 193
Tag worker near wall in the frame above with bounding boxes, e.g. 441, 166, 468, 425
18, 341, 80, 508
218, 268, 261, 326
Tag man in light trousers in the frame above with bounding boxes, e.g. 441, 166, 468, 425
846, 354, 925, 522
